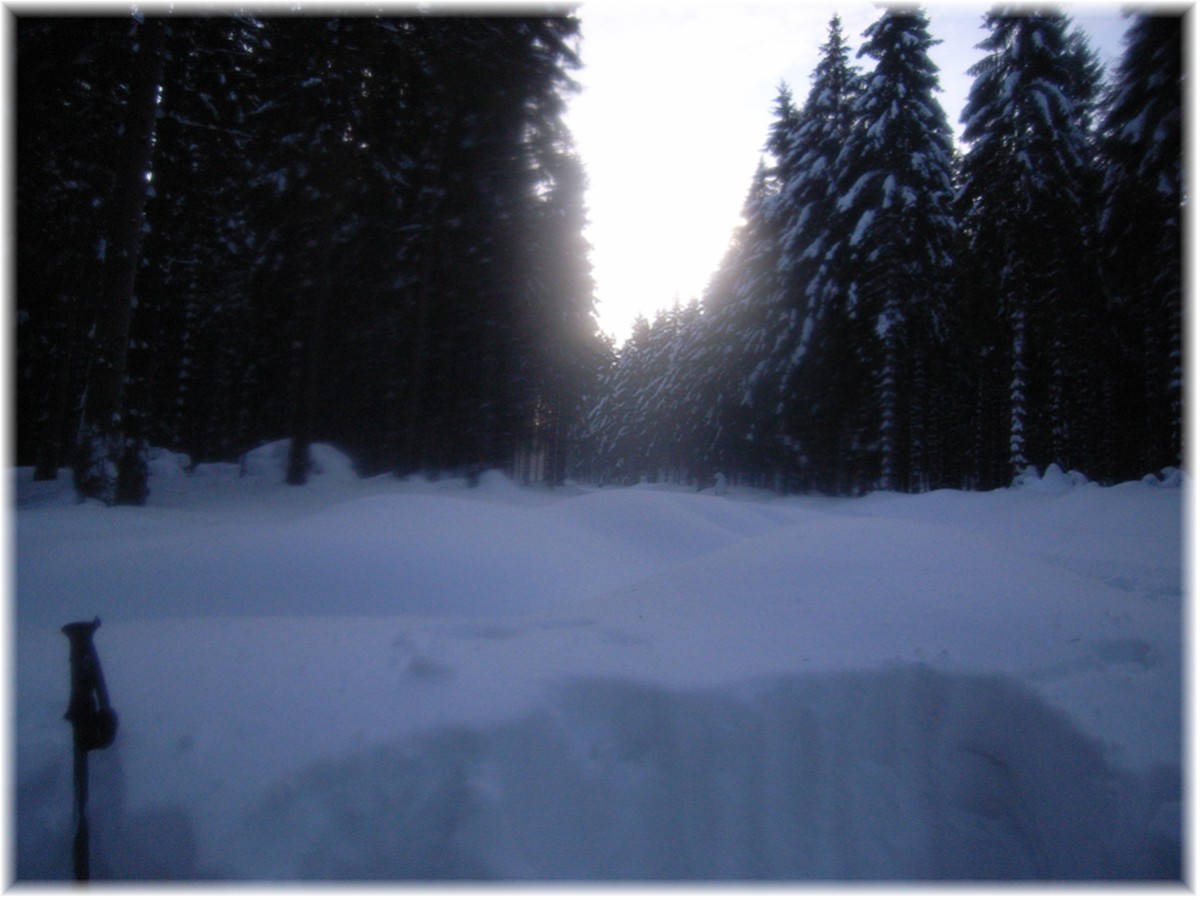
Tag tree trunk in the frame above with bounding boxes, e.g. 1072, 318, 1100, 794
1008, 303, 1028, 478
74, 17, 164, 505
33, 296, 79, 480
287, 212, 332, 487
401, 166, 447, 477
403, 256, 433, 476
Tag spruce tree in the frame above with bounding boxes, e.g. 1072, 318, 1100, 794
776, 13, 861, 331
1099, 13, 1184, 477
19, 14, 595, 489
586, 315, 654, 484
139, 17, 264, 465
758, 14, 864, 491
17, 18, 127, 481
958, 9, 1105, 482
521, 149, 605, 485
823, 7, 957, 492
705, 160, 789, 485
73, 16, 166, 505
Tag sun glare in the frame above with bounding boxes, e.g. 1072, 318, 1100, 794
584, 157, 747, 340
567, 1, 870, 344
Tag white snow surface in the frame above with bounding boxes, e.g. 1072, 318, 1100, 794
13, 446, 1184, 881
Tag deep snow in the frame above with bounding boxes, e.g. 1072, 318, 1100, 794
12, 445, 1184, 881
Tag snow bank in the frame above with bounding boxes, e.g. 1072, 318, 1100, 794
31, 670, 1176, 880
232, 669, 1175, 880
13, 441, 361, 511
13, 461, 1183, 882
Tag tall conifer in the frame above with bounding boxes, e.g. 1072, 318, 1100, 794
763, 15, 866, 491
958, 9, 1105, 480
74, 17, 166, 505
1099, 13, 1184, 476
823, 7, 957, 492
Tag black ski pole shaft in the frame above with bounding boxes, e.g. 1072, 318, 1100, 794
72, 743, 89, 882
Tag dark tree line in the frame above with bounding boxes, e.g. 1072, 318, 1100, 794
16, 12, 605, 503
581, 7, 1184, 494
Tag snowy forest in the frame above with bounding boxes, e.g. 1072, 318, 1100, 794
15, 8, 1183, 503
16, 13, 605, 502
581, 9, 1184, 494
12, 7, 1186, 882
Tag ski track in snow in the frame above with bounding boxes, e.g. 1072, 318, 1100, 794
12, 454, 1183, 881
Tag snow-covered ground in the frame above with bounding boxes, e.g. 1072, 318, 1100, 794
13, 444, 1184, 881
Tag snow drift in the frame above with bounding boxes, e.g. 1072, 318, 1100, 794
13, 449, 1183, 881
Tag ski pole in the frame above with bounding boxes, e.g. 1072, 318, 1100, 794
63, 618, 118, 882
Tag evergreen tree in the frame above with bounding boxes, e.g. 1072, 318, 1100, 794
1099, 13, 1184, 477
73, 16, 166, 505
821, 6, 957, 492
756, 14, 864, 491
375, 17, 589, 479
244, 17, 396, 484
17, 18, 128, 482
18, 13, 596, 492
520, 148, 606, 486
766, 82, 802, 170
958, 9, 1106, 482
704, 161, 789, 485
584, 314, 654, 484
776, 14, 861, 332
637, 303, 699, 483
138, 17, 264, 465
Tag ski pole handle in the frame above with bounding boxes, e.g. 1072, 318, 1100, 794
63, 618, 118, 751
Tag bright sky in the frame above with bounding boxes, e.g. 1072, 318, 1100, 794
564, 2, 1131, 344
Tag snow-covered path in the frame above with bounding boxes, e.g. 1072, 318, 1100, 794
13, 450, 1184, 881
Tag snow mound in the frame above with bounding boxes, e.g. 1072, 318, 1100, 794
475, 469, 516, 492
12, 468, 76, 508
240, 440, 358, 484
1011, 463, 1093, 492
147, 447, 192, 483
1143, 467, 1183, 488
1012, 464, 1184, 493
